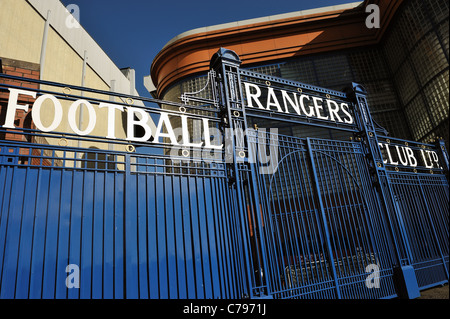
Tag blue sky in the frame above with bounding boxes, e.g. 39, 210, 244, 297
59, 0, 354, 96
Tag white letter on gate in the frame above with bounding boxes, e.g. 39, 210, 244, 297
420, 150, 433, 168
341, 103, 354, 124
2, 88, 36, 129
379, 143, 388, 164
202, 118, 223, 150
430, 151, 441, 169
395, 146, 409, 166
244, 82, 265, 109
312, 97, 329, 120
126, 107, 153, 142
281, 90, 299, 115
326, 100, 343, 123
266, 87, 284, 113
153, 112, 178, 145
32, 94, 63, 132
98, 103, 124, 139
181, 115, 203, 148
405, 147, 417, 167
299, 95, 315, 117
68, 100, 96, 135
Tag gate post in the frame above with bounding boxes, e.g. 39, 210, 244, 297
306, 138, 342, 299
210, 48, 270, 298
210, 48, 246, 188
346, 83, 420, 299
435, 139, 449, 182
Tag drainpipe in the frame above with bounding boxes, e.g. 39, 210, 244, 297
109, 79, 116, 151
39, 10, 51, 80
129, 68, 135, 95
77, 50, 88, 152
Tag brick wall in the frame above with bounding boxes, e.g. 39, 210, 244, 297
0, 57, 40, 142
0, 57, 51, 166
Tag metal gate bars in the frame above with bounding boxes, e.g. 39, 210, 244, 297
210, 48, 449, 299
0, 48, 448, 299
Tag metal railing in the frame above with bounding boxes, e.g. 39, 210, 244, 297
0, 50, 449, 299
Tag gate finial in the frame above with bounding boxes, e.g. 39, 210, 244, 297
210, 48, 241, 68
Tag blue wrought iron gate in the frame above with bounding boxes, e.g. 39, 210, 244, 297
0, 48, 448, 299
244, 134, 400, 299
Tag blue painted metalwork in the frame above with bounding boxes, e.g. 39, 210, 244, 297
0, 48, 448, 299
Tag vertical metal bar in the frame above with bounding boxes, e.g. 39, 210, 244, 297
80, 168, 94, 299
124, 154, 139, 298
146, 170, 158, 298
39, 10, 51, 81
139, 165, 149, 300
28, 167, 49, 298
42, 163, 58, 299
294, 145, 316, 286
174, 172, 189, 299
284, 146, 309, 288
276, 146, 301, 282
103, 169, 114, 299
241, 116, 272, 296
92, 168, 102, 299
69, 169, 83, 300
256, 137, 279, 292
80, 50, 87, 95
211, 175, 222, 297
77, 51, 88, 153
300, 144, 318, 288
108, 80, 116, 152
0, 165, 14, 297
205, 174, 221, 298
212, 176, 225, 297
266, 147, 291, 289
306, 138, 341, 299
427, 180, 449, 254
311, 145, 337, 291
417, 178, 449, 279
190, 174, 203, 298
54, 167, 71, 299
114, 168, 124, 299
13, 165, 29, 298
435, 139, 449, 182
217, 177, 233, 297
139, 159, 149, 298
347, 83, 420, 282
315, 145, 341, 280
8, 167, 29, 298
391, 179, 415, 264
166, 170, 177, 298
0, 166, 9, 284
210, 49, 257, 298
186, 175, 198, 298
26, 165, 41, 298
